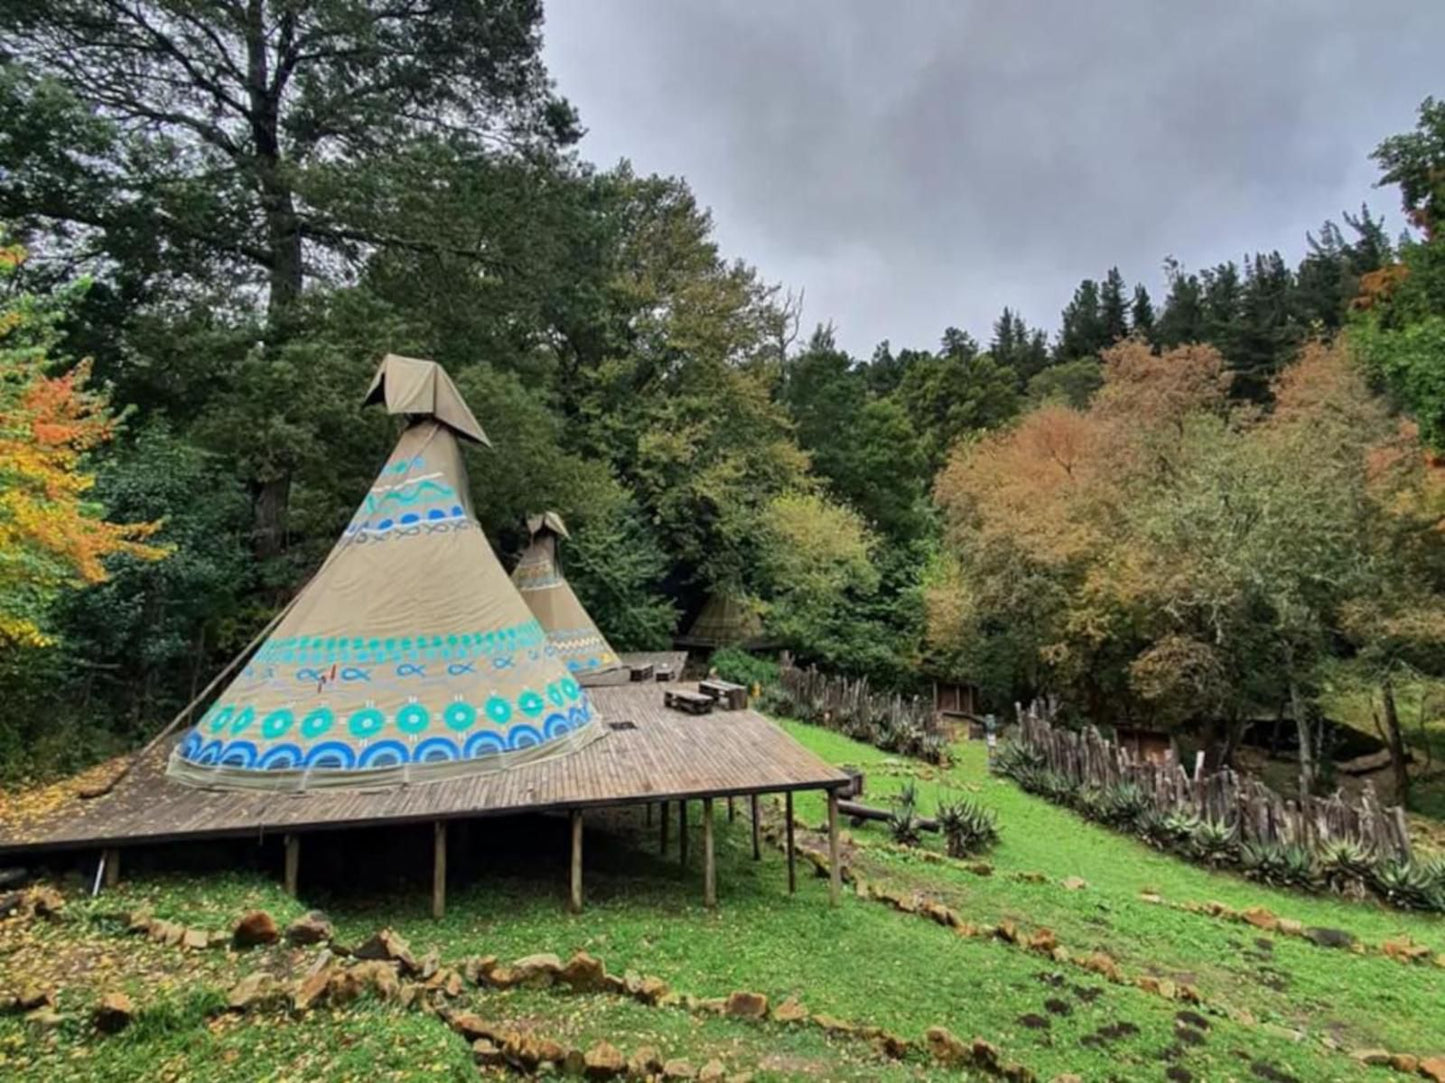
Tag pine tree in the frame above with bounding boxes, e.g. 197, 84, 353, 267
1131, 284, 1156, 341
1154, 258, 1206, 348
1056, 279, 1106, 361
1100, 267, 1130, 344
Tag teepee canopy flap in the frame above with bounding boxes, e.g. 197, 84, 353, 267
364, 353, 490, 446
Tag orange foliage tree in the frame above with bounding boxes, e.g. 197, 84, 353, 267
0, 242, 166, 647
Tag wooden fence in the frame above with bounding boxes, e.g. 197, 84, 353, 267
777, 658, 945, 762
1015, 702, 1412, 860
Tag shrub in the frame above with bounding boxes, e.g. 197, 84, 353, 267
1160, 811, 1202, 854
936, 796, 1000, 857
888, 782, 922, 847
1280, 844, 1322, 891
1099, 783, 1149, 830
1189, 819, 1237, 868
711, 647, 779, 688
1370, 858, 1444, 911
1318, 839, 1374, 894
1241, 841, 1289, 886
993, 741, 1044, 777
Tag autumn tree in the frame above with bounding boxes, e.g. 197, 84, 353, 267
0, 243, 165, 647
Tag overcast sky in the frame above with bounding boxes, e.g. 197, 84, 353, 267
543, 2, 1443, 357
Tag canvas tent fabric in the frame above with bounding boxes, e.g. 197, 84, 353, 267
364, 353, 490, 446
167, 358, 602, 791
512, 512, 621, 677
686, 592, 763, 647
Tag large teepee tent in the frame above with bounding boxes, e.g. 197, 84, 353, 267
167, 355, 602, 790
512, 512, 621, 677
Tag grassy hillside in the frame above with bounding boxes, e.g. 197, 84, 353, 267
1, 723, 1441, 1082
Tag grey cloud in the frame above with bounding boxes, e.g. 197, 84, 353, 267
544, 1, 1442, 354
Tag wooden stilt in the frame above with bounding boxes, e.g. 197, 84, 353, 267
432, 821, 447, 919
785, 791, 796, 895
727, 796, 735, 822
703, 798, 716, 908
660, 801, 670, 854
283, 835, 299, 897
102, 847, 120, 890
645, 801, 653, 827
828, 789, 841, 907
750, 794, 761, 860
569, 809, 584, 913
679, 800, 689, 867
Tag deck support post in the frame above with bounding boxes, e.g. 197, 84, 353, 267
569, 809, 584, 914
828, 789, 841, 907
750, 795, 761, 860
703, 798, 716, 908
660, 800, 670, 854
102, 847, 120, 890
645, 802, 653, 827
785, 791, 796, 895
432, 821, 447, 919
727, 796, 735, 822
283, 835, 299, 897
679, 800, 689, 867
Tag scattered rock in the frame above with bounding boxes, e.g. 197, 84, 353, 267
874, 1031, 909, 1058
1028, 928, 1058, 953
25, 1008, 65, 1028
1302, 927, 1355, 949
353, 928, 418, 974
464, 954, 498, 984
125, 906, 153, 934
772, 996, 808, 1024
813, 1014, 856, 1035
1421, 1056, 1445, 1083
1240, 906, 1278, 932
181, 928, 209, 951
1350, 1049, 1391, 1066
286, 910, 333, 946
635, 975, 670, 1005
292, 967, 334, 1012
232, 910, 278, 948
511, 952, 563, 988
698, 1059, 726, 1083
1014, 871, 1048, 883
1051, 1076, 1083, 1083
227, 972, 280, 1012
449, 1011, 503, 1044
662, 1058, 697, 1080
628, 1046, 663, 1077
1061, 876, 1087, 891
418, 949, 439, 980
472, 1038, 505, 1067
583, 1040, 626, 1079
560, 951, 608, 992
1276, 918, 1303, 937
1080, 951, 1122, 982
925, 1025, 969, 1066
994, 920, 1019, 944
1136, 975, 1177, 1000
91, 989, 134, 1029
1390, 1053, 1419, 1073
1382, 937, 1432, 964
724, 991, 768, 1020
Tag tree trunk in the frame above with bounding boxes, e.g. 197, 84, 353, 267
1381, 676, 1411, 808
253, 475, 291, 560
1283, 643, 1314, 798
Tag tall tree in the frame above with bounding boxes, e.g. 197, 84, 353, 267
1055, 278, 1106, 361
1131, 284, 1156, 341
1372, 95, 1445, 237
1100, 267, 1130, 344
1154, 258, 1205, 348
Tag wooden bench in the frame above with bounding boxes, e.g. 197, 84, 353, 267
837, 799, 940, 832
654, 665, 675, 682
628, 663, 656, 682
699, 679, 748, 710
663, 689, 714, 715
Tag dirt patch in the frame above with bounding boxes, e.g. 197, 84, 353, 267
1070, 984, 1103, 1003
1175, 1011, 1209, 1031
1017, 1013, 1051, 1030
1174, 1026, 1207, 1047
1166, 1068, 1194, 1083
1250, 1061, 1299, 1082
1044, 998, 1072, 1016
1080, 1021, 1139, 1047
1035, 970, 1065, 987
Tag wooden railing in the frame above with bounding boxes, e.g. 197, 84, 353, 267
1015, 702, 1412, 860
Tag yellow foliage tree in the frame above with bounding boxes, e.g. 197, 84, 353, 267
0, 242, 166, 646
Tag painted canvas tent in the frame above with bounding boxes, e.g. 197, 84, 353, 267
166, 355, 601, 791
511, 512, 621, 677
683, 591, 763, 648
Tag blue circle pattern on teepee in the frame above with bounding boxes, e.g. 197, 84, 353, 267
178, 692, 594, 771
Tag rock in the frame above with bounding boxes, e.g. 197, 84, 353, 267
1421, 1057, 1445, 1083
662, 1059, 697, 1081
450, 1012, 504, 1043
1382, 937, 1432, 963
925, 1025, 969, 1066
923, 902, 957, 927
772, 995, 808, 1024
31, 886, 65, 917
181, 928, 209, 950
584, 1040, 626, 1079
209, 931, 232, 948
286, 911, 333, 946
125, 906, 154, 934
560, 951, 608, 992
1050, 1076, 1083, 1083
16, 986, 55, 1012
967, 861, 994, 876
1389, 1053, 1419, 1073
25, 1008, 65, 1028
1241, 906, 1278, 932
874, 1032, 909, 1058
418, 949, 439, 980
970, 1038, 1001, 1070
353, 928, 418, 974
232, 910, 279, 948
353, 961, 402, 1001
464, 954, 498, 984
1302, 926, 1355, 949
635, 975, 670, 1005
628, 1046, 663, 1078
1027, 928, 1058, 953
227, 972, 280, 1012
1061, 877, 1087, 891
1080, 951, 1122, 982
1014, 871, 1048, 883
994, 920, 1019, 944
725, 1075, 754, 1083
441, 970, 464, 998
292, 967, 334, 1012
472, 1039, 505, 1067
1138, 892, 1163, 904
1276, 918, 1303, 936
511, 952, 564, 988
813, 1014, 856, 1035
723, 991, 768, 1019
698, 1060, 726, 1083
1351, 1048, 1391, 1066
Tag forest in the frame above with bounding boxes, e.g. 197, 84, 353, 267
4, 1, 1445, 809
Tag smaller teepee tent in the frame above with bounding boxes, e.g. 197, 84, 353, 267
684, 591, 763, 648
512, 512, 621, 677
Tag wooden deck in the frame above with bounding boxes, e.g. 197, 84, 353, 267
0, 684, 847, 856
579, 651, 690, 687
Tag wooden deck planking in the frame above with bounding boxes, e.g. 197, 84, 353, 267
0, 684, 846, 855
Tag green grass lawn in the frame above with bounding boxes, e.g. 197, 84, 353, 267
2, 720, 1443, 1081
